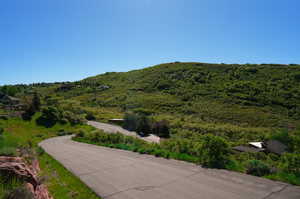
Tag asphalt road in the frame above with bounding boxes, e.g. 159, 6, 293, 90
39, 136, 300, 199
87, 121, 160, 143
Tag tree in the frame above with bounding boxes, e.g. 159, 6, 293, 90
123, 113, 151, 136
279, 153, 300, 174
32, 92, 41, 111
21, 105, 36, 121
85, 112, 96, 120
269, 130, 291, 146
0, 126, 4, 142
136, 115, 151, 136
151, 120, 170, 138
123, 113, 139, 131
246, 160, 271, 176
0, 85, 19, 96
36, 106, 60, 127
63, 111, 84, 125
199, 134, 231, 168
22, 93, 41, 121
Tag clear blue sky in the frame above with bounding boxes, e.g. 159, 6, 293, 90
1, 0, 299, 85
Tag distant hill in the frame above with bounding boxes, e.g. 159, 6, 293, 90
50, 62, 299, 126
4, 62, 300, 134
1, 62, 300, 187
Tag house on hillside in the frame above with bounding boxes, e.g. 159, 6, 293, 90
249, 142, 263, 148
233, 140, 287, 155
263, 140, 288, 155
233, 146, 264, 153
233, 141, 264, 153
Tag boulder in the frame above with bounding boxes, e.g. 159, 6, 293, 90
0, 156, 53, 199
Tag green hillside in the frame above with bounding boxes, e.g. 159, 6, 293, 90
2, 62, 292, 145
2, 62, 300, 129
1, 62, 300, 186
83, 62, 300, 124
32, 62, 297, 127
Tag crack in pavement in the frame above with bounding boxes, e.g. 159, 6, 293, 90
262, 184, 289, 199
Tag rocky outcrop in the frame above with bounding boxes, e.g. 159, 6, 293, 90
0, 156, 53, 199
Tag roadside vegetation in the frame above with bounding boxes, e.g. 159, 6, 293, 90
73, 127, 300, 185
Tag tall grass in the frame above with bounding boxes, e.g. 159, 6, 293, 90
0, 175, 23, 199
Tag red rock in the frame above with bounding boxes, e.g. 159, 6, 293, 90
0, 156, 53, 199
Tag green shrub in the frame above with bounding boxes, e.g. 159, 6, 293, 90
21, 105, 36, 121
293, 72, 300, 81
199, 134, 231, 168
36, 147, 45, 156
76, 130, 86, 138
151, 120, 170, 138
290, 133, 300, 153
123, 113, 139, 131
269, 130, 291, 146
21, 93, 41, 121
279, 153, 300, 174
0, 85, 19, 97
0, 126, 4, 136
0, 147, 17, 157
36, 106, 84, 127
225, 159, 244, 172
0, 115, 8, 120
136, 115, 151, 136
36, 106, 61, 127
246, 160, 271, 176
160, 138, 201, 156
267, 172, 300, 186
137, 148, 146, 154
56, 129, 72, 136
63, 111, 84, 125
85, 112, 96, 120
32, 92, 41, 112
123, 113, 151, 136
0, 175, 23, 199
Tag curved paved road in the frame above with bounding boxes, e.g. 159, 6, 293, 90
87, 121, 160, 143
39, 136, 300, 199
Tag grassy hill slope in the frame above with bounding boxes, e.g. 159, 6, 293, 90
12, 62, 294, 144
48, 62, 300, 126
1, 62, 300, 186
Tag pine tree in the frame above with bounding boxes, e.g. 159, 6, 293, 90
32, 92, 41, 111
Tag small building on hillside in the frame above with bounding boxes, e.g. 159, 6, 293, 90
249, 142, 263, 149
233, 140, 287, 155
233, 145, 264, 153
263, 140, 288, 155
